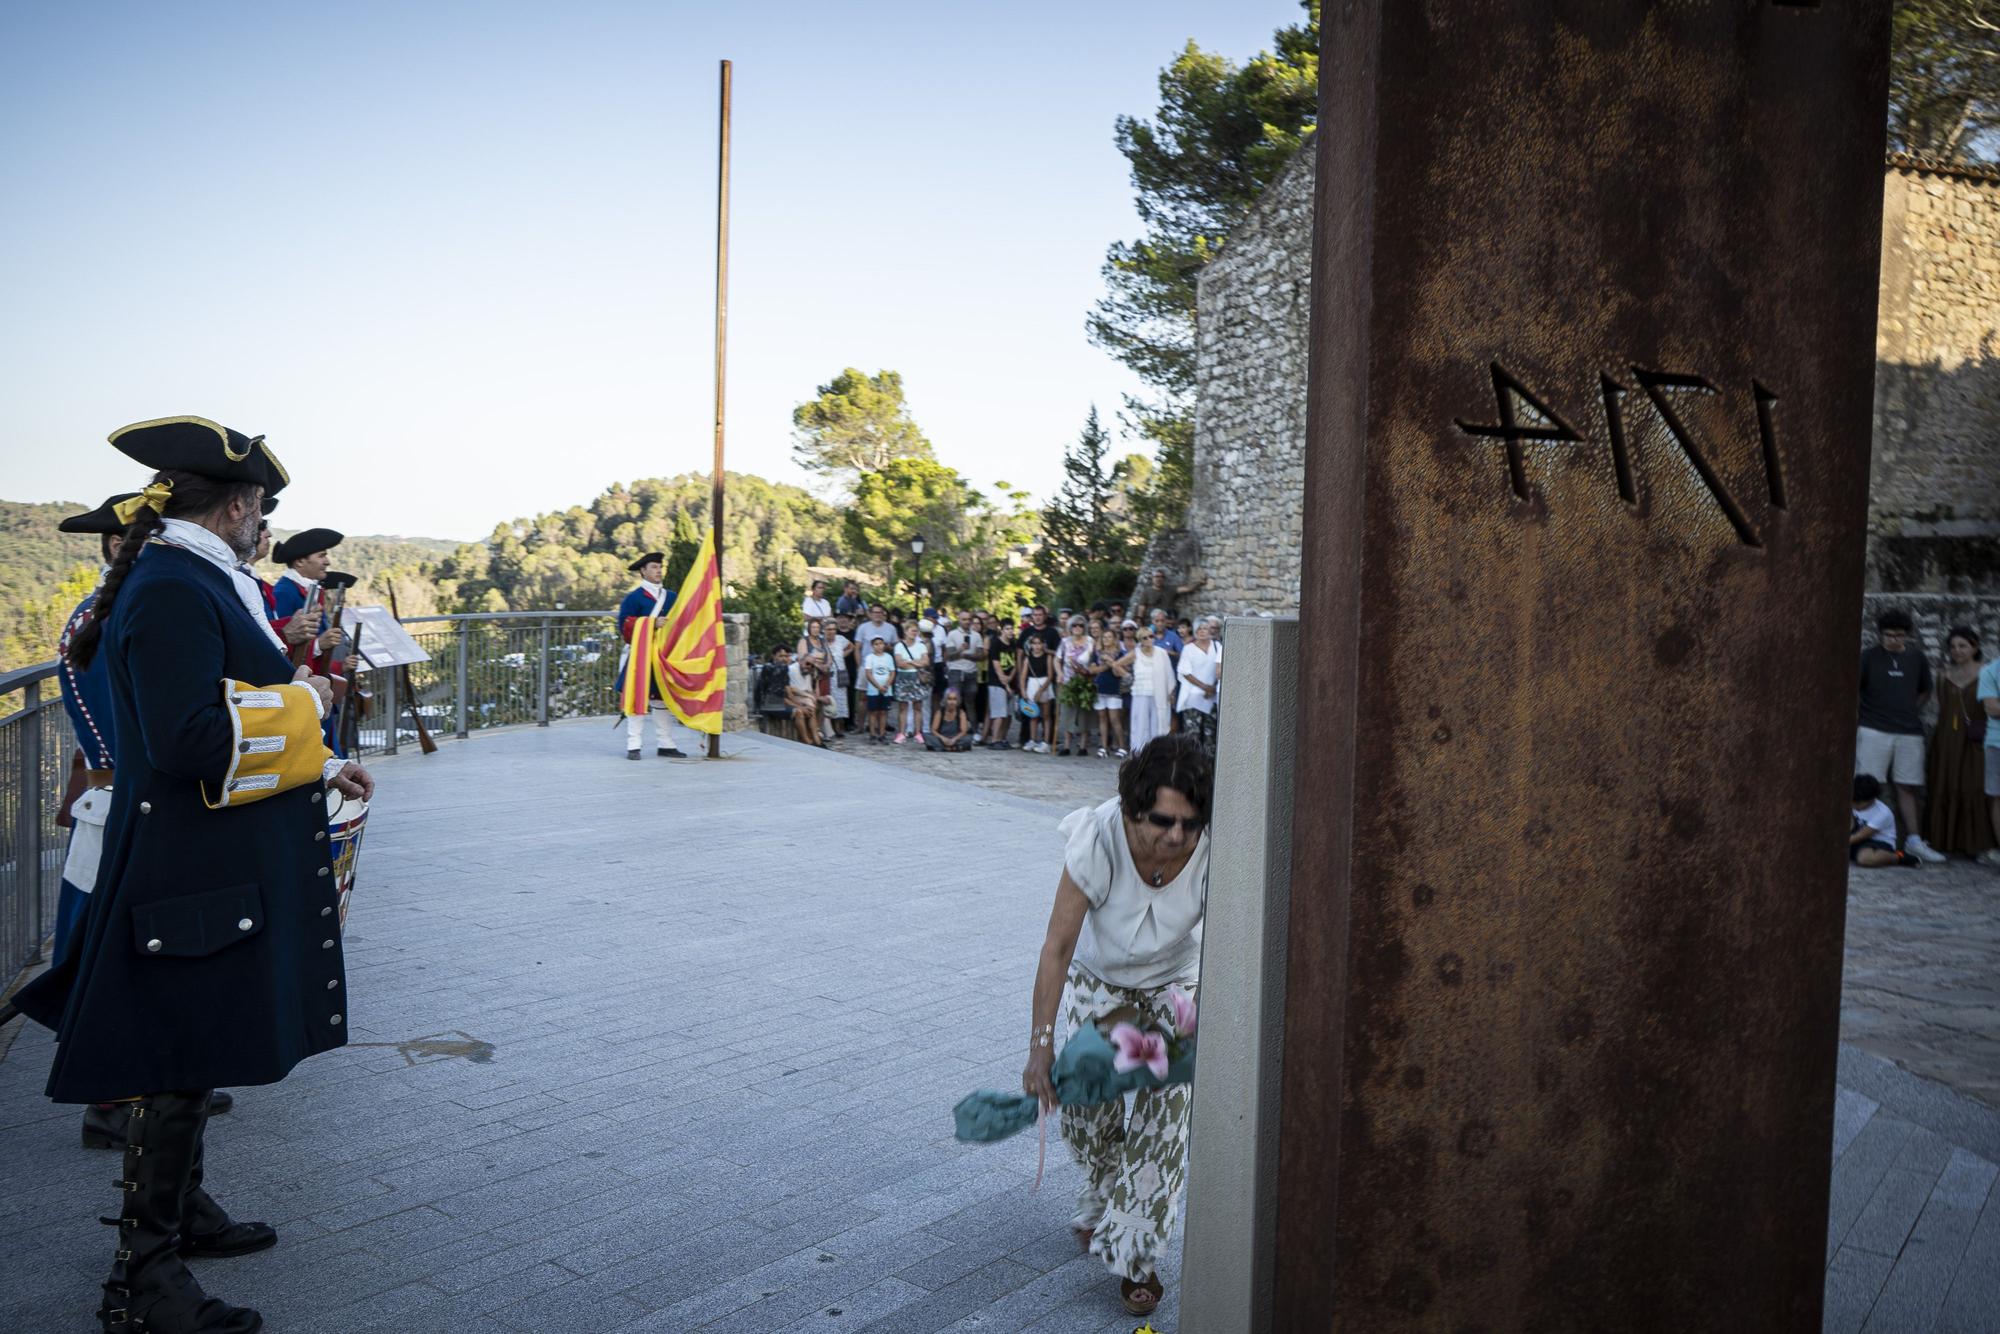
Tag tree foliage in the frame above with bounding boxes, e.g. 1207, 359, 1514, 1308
791, 368, 935, 489
843, 457, 1038, 613
1035, 409, 1140, 609
1890, 1, 2000, 162
1088, 4, 1320, 402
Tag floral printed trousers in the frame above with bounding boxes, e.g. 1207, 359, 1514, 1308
1059, 966, 1197, 1283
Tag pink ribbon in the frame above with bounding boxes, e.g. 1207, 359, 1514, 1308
1033, 1103, 1048, 1192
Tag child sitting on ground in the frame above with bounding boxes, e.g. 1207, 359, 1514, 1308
927, 688, 973, 752
1850, 774, 1912, 868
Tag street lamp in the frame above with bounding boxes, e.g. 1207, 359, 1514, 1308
910, 533, 926, 615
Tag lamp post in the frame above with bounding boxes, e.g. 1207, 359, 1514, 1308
910, 533, 926, 616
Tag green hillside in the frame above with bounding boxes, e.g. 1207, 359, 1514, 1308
0, 499, 462, 671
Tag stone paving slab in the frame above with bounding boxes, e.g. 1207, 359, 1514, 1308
1844, 858, 2000, 1111
0, 720, 1994, 1333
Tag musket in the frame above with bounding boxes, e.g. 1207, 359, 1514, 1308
321, 571, 357, 710
287, 580, 324, 668
388, 588, 438, 755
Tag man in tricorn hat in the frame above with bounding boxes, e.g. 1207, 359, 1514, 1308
11, 416, 374, 1333
617, 551, 690, 759
51, 495, 241, 1153
270, 526, 346, 672
272, 527, 351, 753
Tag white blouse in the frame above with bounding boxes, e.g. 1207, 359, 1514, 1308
1176, 641, 1221, 715
1061, 797, 1207, 990
1131, 646, 1174, 706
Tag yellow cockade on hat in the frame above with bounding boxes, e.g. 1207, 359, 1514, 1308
110, 480, 174, 526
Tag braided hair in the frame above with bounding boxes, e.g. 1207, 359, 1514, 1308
64, 469, 264, 671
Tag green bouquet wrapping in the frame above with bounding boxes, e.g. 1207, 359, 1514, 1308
953, 992, 1197, 1186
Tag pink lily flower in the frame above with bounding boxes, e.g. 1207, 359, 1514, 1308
1109, 1022, 1169, 1080
1165, 989, 1197, 1039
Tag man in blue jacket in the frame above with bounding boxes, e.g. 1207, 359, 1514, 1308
12, 417, 374, 1334
51, 494, 242, 1153
617, 551, 688, 759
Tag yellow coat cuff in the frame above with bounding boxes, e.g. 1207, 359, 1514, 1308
202, 680, 334, 809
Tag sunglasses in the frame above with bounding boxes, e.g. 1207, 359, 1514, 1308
1142, 811, 1207, 834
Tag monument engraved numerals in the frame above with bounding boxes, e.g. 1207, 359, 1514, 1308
1454, 361, 1786, 548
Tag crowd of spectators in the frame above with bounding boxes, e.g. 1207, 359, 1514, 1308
1851, 609, 2000, 868
752, 579, 1225, 758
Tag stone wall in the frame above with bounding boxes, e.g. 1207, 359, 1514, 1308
1138, 147, 1316, 618
1870, 155, 2000, 594
1152, 149, 2000, 619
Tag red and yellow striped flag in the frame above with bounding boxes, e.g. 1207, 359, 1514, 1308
618, 529, 727, 733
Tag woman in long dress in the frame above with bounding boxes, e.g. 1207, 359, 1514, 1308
1923, 626, 1994, 857
1022, 735, 1213, 1319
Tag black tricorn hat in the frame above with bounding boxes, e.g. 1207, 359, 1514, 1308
628, 552, 665, 572
273, 527, 343, 565
108, 416, 289, 496
261, 496, 280, 516
58, 493, 142, 535
321, 570, 359, 590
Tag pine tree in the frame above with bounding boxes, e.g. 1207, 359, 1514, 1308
1035, 408, 1137, 607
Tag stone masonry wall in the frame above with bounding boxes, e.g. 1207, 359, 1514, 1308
1870, 156, 2000, 594
1155, 149, 1998, 622
1148, 147, 1316, 618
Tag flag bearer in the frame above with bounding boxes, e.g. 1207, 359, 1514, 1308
618, 551, 689, 758
11, 416, 375, 1334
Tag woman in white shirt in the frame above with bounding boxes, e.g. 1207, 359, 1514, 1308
1174, 617, 1222, 752
1126, 626, 1175, 754
1021, 735, 1212, 1319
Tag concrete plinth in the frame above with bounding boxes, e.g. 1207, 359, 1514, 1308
1277, 3, 1893, 1329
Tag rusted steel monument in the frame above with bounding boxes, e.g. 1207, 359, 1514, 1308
1276, 2, 1892, 1328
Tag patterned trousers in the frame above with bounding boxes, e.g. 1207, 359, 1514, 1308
1059, 966, 1197, 1283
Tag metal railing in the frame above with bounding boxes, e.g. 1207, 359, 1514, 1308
0, 662, 72, 988
346, 611, 623, 758
0, 611, 623, 983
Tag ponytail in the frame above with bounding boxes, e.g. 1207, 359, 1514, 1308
62, 468, 264, 672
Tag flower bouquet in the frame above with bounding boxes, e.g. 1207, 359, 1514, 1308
953, 988, 1197, 1148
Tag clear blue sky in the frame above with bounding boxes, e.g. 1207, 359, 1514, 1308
0, 1, 1297, 540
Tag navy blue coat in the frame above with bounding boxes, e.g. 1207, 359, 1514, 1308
15, 545, 349, 1102
57, 590, 116, 769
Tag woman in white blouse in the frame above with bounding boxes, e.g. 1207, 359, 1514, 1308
1126, 625, 1175, 754
1021, 734, 1213, 1319
1174, 616, 1222, 752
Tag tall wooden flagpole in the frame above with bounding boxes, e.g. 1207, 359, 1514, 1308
708, 58, 731, 760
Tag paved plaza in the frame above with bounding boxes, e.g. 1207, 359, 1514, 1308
1, 722, 1997, 1332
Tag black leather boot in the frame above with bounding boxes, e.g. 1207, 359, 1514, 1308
98, 1091, 261, 1333
83, 1102, 130, 1150
178, 1099, 275, 1259
206, 1091, 234, 1116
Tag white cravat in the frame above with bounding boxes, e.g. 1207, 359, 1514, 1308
638, 579, 664, 600
153, 518, 289, 656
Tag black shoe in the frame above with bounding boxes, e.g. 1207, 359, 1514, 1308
206, 1091, 233, 1117
83, 1103, 130, 1150
1056, 747, 1069, 757
626, 749, 642, 761
661, 747, 687, 758
99, 1091, 262, 1333
179, 1102, 275, 1260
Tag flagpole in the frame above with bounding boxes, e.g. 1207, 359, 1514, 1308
708, 57, 731, 761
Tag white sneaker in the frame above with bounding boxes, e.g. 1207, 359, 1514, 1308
1978, 848, 2000, 868
1904, 835, 1947, 864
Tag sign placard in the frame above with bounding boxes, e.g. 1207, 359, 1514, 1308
343, 606, 430, 669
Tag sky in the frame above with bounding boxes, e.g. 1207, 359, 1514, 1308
0, 1, 1297, 541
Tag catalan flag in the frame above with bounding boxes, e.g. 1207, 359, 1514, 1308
618, 529, 727, 733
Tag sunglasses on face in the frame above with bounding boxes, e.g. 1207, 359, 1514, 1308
1142, 811, 1207, 834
